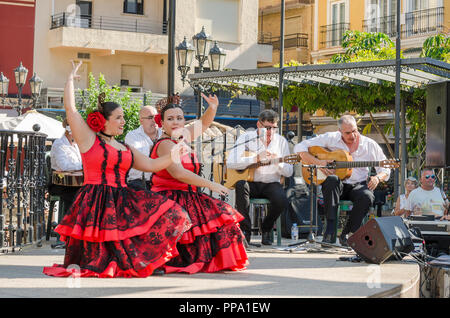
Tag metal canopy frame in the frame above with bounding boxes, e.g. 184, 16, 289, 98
188, 58, 450, 90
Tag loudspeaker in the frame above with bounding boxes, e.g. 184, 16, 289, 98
426, 81, 450, 168
347, 216, 414, 264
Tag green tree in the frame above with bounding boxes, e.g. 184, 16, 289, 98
421, 33, 450, 62
78, 73, 151, 141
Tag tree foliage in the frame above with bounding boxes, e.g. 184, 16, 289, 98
77, 73, 151, 141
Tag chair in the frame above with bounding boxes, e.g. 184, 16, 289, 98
249, 198, 282, 246
44, 152, 63, 241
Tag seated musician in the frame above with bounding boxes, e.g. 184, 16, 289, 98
404, 169, 449, 220
227, 109, 293, 245
294, 115, 390, 246
49, 119, 83, 245
124, 105, 162, 191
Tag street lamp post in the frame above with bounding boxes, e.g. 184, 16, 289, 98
175, 26, 226, 119
0, 62, 43, 115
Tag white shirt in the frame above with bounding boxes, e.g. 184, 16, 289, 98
293, 131, 390, 184
405, 187, 446, 217
50, 134, 82, 171
125, 126, 162, 182
226, 130, 293, 183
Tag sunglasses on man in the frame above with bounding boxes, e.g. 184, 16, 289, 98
425, 175, 436, 179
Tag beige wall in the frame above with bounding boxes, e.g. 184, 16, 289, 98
34, 0, 272, 96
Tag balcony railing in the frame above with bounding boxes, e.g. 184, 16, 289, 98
258, 32, 308, 49
363, 14, 397, 37
404, 6, 444, 37
50, 13, 167, 35
320, 23, 350, 48
362, 7, 444, 38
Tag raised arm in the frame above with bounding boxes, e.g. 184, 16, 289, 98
65, 61, 96, 153
186, 93, 219, 141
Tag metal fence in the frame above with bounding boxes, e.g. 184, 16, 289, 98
258, 32, 308, 49
320, 23, 350, 48
0, 130, 48, 252
50, 13, 167, 35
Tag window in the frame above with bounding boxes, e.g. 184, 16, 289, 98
123, 0, 144, 15
331, 1, 345, 46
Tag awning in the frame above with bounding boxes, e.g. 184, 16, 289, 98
188, 58, 450, 91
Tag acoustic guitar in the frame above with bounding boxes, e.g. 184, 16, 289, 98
213, 151, 301, 189
302, 146, 400, 185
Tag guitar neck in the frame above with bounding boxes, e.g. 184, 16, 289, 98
333, 161, 381, 169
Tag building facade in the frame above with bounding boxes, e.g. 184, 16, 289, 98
312, 0, 449, 62
1, 0, 272, 113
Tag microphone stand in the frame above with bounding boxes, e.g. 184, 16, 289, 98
287, 164, 348, 251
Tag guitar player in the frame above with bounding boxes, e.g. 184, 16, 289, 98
227, 109, 293, 245
294, 115, 391, 246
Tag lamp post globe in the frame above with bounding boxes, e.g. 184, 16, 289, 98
192, 26, 212, 64
208, 41, 226, 72
0, 72, 9, 97
175, 36, 195, 85
29, 72, 43, 97
14, 62, 28, 88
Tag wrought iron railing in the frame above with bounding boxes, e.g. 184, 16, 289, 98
320, 23, 350, 48
258, 32, 308, 49
50, 13, 167, 35
362, 7, 444, 38
363, 14, 397, 37
0, 130, 48, 252
404, 6, 444, 37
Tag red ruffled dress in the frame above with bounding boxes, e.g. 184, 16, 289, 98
43, 136, 191, 278
150, 138, 248, 274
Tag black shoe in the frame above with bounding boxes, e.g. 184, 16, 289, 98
261, 232, 272, 245
152, 268, 165, 276
243, 231, 251, 244
339, 233, 349, 247
321, 233, 336, 244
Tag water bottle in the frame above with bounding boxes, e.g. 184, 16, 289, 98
291, 223, 298, 241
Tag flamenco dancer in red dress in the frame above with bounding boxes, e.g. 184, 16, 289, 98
43, 61, 191, 278
150, 96, 248, 274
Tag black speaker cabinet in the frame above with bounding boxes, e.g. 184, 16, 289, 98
426, 81, 450, 168
347, 216, 414, 264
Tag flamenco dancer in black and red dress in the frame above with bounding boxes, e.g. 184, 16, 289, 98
149, 95, 248, 274
43, 61, 191, 278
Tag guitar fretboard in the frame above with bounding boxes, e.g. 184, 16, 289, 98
332, 161, 381, 169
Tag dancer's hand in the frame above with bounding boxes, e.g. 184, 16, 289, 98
170, 140, 191, 164
201, 92, 219, 109
69, 60, 82, 81
209, 182, 230, 196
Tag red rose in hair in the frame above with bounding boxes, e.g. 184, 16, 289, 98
154, 113, 162, 128
87, 111, 106, 132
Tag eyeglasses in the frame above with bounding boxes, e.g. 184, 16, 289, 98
141, 116, 155, 120
425, 175, 436, 180
259, 122, 278, 130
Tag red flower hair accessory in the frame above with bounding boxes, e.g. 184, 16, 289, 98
86, 111, 106, 132
154, 113, 162, 128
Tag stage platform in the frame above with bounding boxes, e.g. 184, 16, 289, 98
0, 236, 421, 299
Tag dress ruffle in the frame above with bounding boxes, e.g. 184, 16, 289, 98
157, 190, 248, 274
43, 185, 191, 278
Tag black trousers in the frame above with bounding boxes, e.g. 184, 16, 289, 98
235, 180, 289, 234
127, 179, 151, 191
321, 175, 375, 235
48, 184, 81, 220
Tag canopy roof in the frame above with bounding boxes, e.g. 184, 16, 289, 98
189, 58, 450, 91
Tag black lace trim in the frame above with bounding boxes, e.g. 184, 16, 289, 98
124, 143, 133, 185
98, 136, 108, 185
114, 149, 122, 188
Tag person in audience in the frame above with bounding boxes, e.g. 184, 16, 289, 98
393, 176, 419, 217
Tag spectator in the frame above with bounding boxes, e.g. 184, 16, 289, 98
393, 176, 419, 217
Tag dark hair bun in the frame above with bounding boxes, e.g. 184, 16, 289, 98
97, 92, 106, 113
